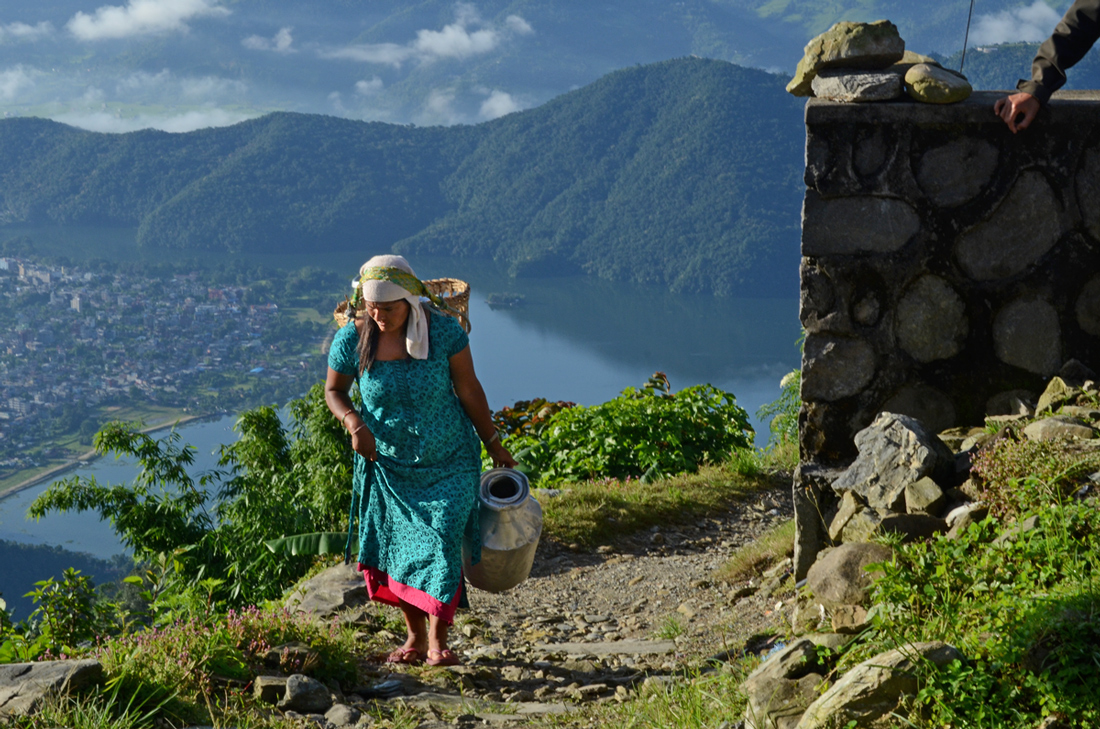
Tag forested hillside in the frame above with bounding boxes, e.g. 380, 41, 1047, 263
0, 58, 805, 296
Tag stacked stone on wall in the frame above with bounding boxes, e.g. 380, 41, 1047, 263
795, 90, 1100, 574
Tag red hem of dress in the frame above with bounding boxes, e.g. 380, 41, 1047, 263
359, 564, 462, 625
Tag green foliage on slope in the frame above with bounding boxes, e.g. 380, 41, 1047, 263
399, 58, 804, 295
0, 58, 805, 295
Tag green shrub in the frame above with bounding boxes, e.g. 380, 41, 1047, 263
970, 435, 1100, 517
861, 497, 1100, 727
757, 368, 799, 450
504, 373, 753, 484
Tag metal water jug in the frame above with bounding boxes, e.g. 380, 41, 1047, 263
464, 468, 543, 593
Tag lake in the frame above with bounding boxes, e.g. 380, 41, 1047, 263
0, 233, 800, 590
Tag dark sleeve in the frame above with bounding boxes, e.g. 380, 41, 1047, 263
1018, 0, 1100, 104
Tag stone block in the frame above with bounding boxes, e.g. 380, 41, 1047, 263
915, 136, 999, 207
802, 334, 876, 402
806, 542, 893, 609
880, 384, 957, 435
788, 20, 905, 96
793, 464, 843, 580
254, 675, 289, 704
993, 298, 1062, 377
0, 660, 103, 719
795, 642, 962, 729
811, 70, 903, 102
830, 412, 956, 512
803, 192, 920, 256
904, 477, 945, 515
828, 490, 863, 542
896, 275, 968, 362
904, 64, 972, 104
878, 513, 948, 542
956, 171, 1063, 281
1022, 415, 1095, 442
830, 605, 869, 634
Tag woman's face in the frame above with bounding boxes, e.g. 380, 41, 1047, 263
364, 299, 411, 332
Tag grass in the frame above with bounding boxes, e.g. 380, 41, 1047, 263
539, 457, 786, 549
580, 665, 753, 729
286, 307, 328, 324
714, 518, 796, 584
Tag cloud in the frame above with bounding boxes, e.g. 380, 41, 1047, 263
52, 108, 252, 133
972, 1, 1062, 45
478, 89, 519, 119
116, 69, 172, 92
504, 15, 533, 35
242, 26, 294, 53
355, 77, 383, 95
67, 0, 229, 41
321, 3, 533, 68
112, 69, 245, 100
181, 76, 246, 98
0, 66, 34, 100
0, 22, 53, 42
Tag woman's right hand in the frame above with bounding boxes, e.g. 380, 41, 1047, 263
350, 424, 378, 461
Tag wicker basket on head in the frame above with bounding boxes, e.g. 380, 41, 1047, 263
333, 277, 471, 333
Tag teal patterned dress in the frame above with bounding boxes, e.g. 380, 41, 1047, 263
328, 307, 481, 621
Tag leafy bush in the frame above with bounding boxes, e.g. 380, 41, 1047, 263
757, 369, 799, 449
27, 383, 352, 614
859, 498, 1100, 727
505, 373, 753, 484
970, 434, 1100, 517
97, 606, 358, 699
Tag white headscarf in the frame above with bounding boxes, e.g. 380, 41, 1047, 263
356, 254, 430, 360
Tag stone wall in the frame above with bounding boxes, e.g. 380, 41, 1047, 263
794, 90, 1100, 575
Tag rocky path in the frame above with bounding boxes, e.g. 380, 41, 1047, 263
337, 478, 795, 728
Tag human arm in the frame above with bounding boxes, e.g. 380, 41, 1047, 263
994, 92, 1040, 133
324, 366, 378, 461
448, 345, 517, 468
995, 0, 1100, 131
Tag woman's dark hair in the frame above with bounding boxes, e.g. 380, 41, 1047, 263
356, 313, 380, 376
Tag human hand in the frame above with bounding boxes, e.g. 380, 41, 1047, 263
350, 424, 378, 461
994, 92, 1040, 134
487, 441, 517, 469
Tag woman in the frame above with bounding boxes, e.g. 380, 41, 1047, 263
325, 254, 515, 667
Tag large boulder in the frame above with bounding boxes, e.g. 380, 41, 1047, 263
806, 542, 893, 609
278, 674, 333, 714
285, 562, 368, 617
741, 639, 828, 729
0, 660, 104, 719
788, 20, 905, 96
796, 642, 962, 729
830, 412, 955, 512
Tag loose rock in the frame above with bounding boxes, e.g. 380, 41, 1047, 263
904, 63, 972, 103
810, 69, 903, 102
788, 20, 905, 97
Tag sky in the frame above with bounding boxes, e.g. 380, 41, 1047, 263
0, 0, 1077, 134
0, 0, 538, 132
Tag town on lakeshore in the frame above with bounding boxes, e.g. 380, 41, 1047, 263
0, 255, 337, 490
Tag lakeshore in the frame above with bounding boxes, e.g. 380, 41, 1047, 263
0, 411, 223, 502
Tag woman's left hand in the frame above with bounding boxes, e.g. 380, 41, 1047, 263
487, 441, 517, 469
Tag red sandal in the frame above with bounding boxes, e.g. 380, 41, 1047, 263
426, 648, 461, 666
386, 647, 423, 665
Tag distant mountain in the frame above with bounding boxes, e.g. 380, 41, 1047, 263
941, 42, 1100, 92
0, 58, 805, 297
0, 0, 1052, 130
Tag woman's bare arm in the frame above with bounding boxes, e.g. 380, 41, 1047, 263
449, 346, 516, 468
325, 366, 377, 461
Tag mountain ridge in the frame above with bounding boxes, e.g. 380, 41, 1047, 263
0, 57, 805, 296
